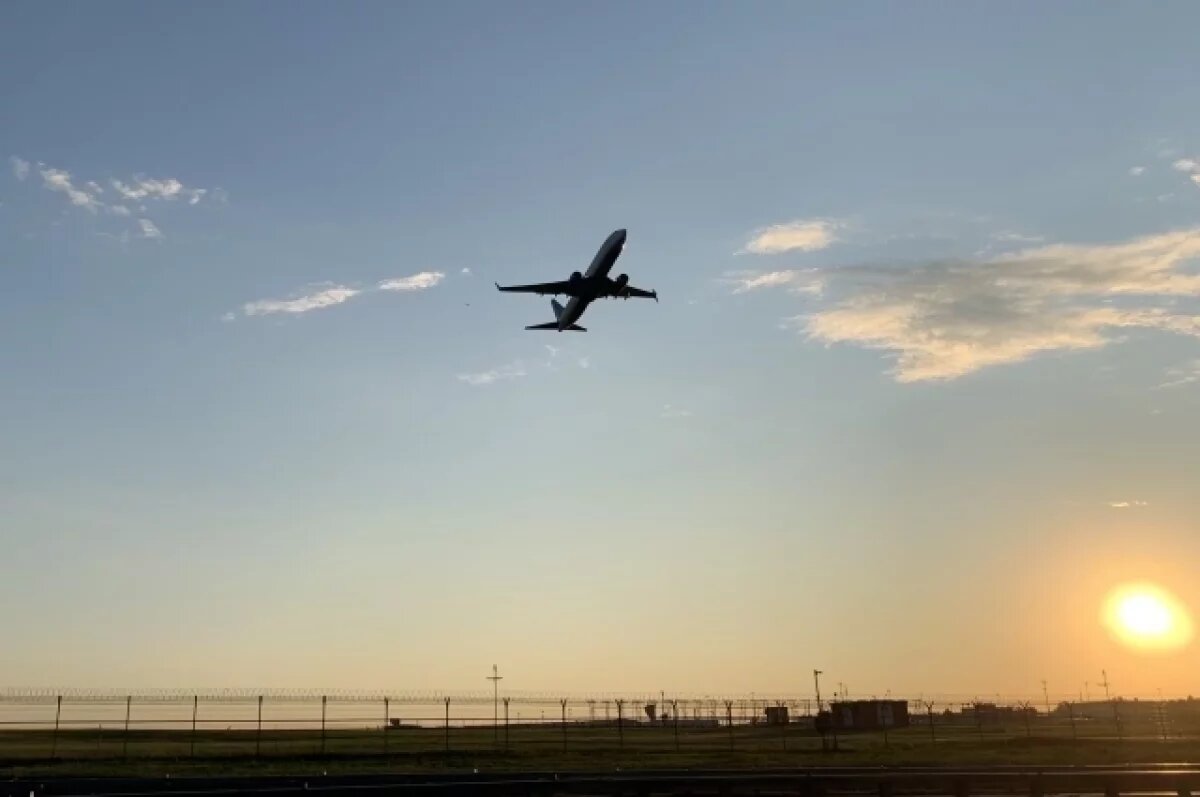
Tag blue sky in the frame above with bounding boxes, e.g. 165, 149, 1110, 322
4, 1, 1200, 699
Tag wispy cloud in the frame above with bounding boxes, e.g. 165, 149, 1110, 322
788, 227, 1200, 383
137, 218, 163, 240
378, 271, 445, 291
111, 176, 208, 204
1172, 158, 1200, 187
236, 270, 446, 319
661, 404, 694, 418
1109, 500, 1149, 509
457, 361, 527, 386
15, 159, 222, 243
461, 268, 472, 275
40, 167, 103, 212
1156, 359, 1200, 389
991, 231, 1045, 244
740, 218, 842, 255
242, 284, 361, 317
725, 268, 825, 296
1129, 166, 1146, 177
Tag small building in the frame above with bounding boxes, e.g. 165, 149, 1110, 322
830, 700, 910, 731
764, 705, 790, 725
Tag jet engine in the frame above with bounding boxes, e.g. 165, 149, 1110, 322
569, 271, 583, 284
614, 273, 633, 298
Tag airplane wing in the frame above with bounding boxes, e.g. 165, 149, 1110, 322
621, 285, 659, 302
495, 280, 575, 296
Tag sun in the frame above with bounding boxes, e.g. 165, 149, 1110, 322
1102, 582, 1194, 652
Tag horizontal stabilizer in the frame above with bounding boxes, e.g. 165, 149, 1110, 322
524, 322, 586, 331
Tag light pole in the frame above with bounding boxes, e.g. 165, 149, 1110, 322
487, 665, 503, 747
813, 670, 824, 712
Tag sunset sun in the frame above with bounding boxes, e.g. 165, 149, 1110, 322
1103, 583, 1194, 652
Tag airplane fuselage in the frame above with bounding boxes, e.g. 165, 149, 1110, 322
557, 228, 626, 330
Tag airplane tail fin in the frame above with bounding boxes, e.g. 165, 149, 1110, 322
525, 298, 585, 330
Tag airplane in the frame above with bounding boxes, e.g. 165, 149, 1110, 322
494, 228, 657, 331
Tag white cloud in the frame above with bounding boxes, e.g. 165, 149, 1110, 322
111, 176, 206, 204
378, 271, 445, 291
1156, 359, 1200, 389
457, 361, 527, 386
991, 231, 1045, 244
725, 268, 824, 295
662, 404, 694, 418
236, 270, 445, 321
790, 228, 1200, 383
1109, 500, 1149, 509
461, 268, 472, 275
108, 205, 132, 217
1172, 158, 1200, 187
221, 312, 236, 323
138, 218, 163, 240
545, 344, 560, 358
242, 284, 361, 316
578, 356, 590, 369
1129, 166, 1146, 177
741, 218, 841, 255
10, 156, 30, 181
40, 167, 103, 212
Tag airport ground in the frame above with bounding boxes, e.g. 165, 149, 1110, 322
3, 717, 1200, 779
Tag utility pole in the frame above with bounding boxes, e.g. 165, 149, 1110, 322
1042, 680, 1051, 716
487, 665, 503, 747
1100, 670, 1111, 702
813, 670, 824, 712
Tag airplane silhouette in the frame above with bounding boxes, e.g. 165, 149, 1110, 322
495, 229, 657, 331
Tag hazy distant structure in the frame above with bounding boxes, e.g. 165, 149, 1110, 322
764, 705, 789, 725
830, 699, 910, 731
495, 228, 658, 331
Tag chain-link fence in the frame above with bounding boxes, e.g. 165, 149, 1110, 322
1, 692, 1197, 765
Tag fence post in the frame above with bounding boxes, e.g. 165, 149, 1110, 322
726, 701, 734, 751
672, 700, 679, 751
191, 695, 198, 757
320, 695, 327, 757
51, 695, 62, 760
122, 695, 132, 760
383, 697, 390, 753
504, 698, 510, 752
444, 697, 450, 753
926, 701, 936, 744
616, 699, 624, 749
256, 695, 263, 759
561, 699, 568, 752
1068, 702, 1077, 741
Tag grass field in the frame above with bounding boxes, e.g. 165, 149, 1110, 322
4, 716, 1200, 778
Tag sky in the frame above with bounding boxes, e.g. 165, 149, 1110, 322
3, 0, 1200, 701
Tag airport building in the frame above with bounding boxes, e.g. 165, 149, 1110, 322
829, 699, 910, 731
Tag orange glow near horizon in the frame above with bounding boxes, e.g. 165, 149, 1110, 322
1102, 582, 1194, 653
